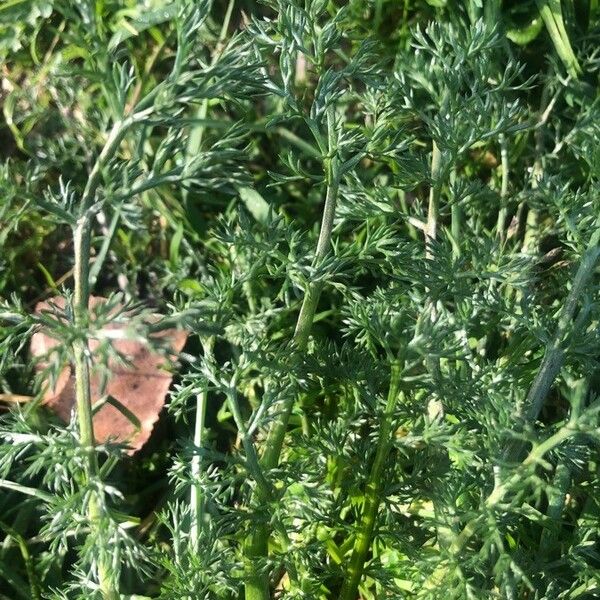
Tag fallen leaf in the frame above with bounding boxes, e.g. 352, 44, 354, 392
30, 296, 188, 454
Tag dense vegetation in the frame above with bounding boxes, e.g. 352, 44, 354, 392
1, 1, 600, 598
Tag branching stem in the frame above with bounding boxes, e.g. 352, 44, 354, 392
424, 227, 600, 589
338, 362, 403, 600
424, 424, 577, 590
70, 113, 134, 600
513, 227, 600, 430
243, 107, 341, 600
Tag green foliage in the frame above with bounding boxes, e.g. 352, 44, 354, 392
1, 0, 600, 599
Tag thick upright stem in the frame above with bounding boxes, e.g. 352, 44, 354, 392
244, 109, 340, 600
338, 363, 403, 600
536, 0, 581, 78
262, 172, 339, 469
267, 110, 339, 466
244, 170, 340, 600
519, 229, 600, 424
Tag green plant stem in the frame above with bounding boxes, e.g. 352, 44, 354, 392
89, 205, 121, 287
227, 377, 277, 501
449, 167, 461, 259
520, 75, 564, 251
70, 115, 132, 600
260, 153, 339, 471
425, 141, 443, 381
338, 362, 403, 600
73, 217, 119, 600
226, 380, 295, 566
539, 460, 571, 548
496, 134, 509, 243
81, 121, 128, 212
488, 426, 575, 507
190, 337, 214, 550
540, 378, 586, 550
426, 140, 441, 260
0, 523, 40, 600
503, 227, 600, 466
190, 396, 207, 530
183, 0, 235, 204
520, 228, 600, 423
536, 0, 581, 78
517, 78, 561, 249
244, 108, 341, 600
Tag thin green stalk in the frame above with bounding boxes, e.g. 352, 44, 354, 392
496, 134, 509, 243
226, 381, 295, 561
226, 376, 277, 500
244, 108, 341, 600
338, 362, 403, 600
89, 205, 121, 287
399, 190, 418, 240
449, 167, 460, 259
275, 126, 322, 160
190, 337, 213, 550
0, 523, 40, 600
81, 120, 128, 212
73, 217, 119, 600
488, 427, 575, 507
425, 141, 443, 381
183, 0, 235, 204
426, 140, 442, 261
522, 82, 550, 252
70, 116, 132, 600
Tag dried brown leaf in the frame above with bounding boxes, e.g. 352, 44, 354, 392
30, 296, 188, 453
